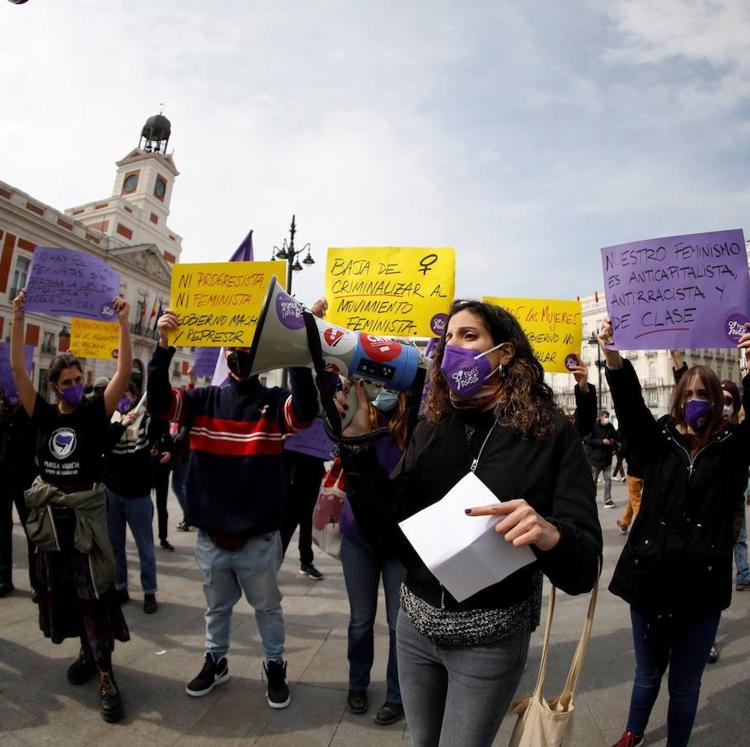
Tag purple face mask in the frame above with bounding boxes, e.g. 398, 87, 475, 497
440, 342, 506, 399
117, 397, 133, 414
684, 399, 712, 433
58, 383, 84, 407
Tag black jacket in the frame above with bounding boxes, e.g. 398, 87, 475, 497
342, 408, 602, 611
606, 360, 749, 618
587, 420, 618, 467
574, 383, 597, 439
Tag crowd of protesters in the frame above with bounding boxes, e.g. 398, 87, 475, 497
1, 289, 749, 747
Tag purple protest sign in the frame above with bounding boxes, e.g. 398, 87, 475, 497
283, 418, 334, 461
601, 229, 750, 349
193, 347, 220, 377
0, 342, 34, 400
23, 247, 120, 321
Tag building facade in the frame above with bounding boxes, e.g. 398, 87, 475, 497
0, 115, 192, 398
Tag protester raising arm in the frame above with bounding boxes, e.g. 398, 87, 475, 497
101, 300, 133, 418
9, 290, 35, 416
572, 363, 596, 438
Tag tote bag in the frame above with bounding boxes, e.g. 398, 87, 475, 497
311, 457, 346, 559
508, 577, 599, 747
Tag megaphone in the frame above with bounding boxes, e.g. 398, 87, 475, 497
246, 277, 426, 392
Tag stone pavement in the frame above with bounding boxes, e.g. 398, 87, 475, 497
1, 481, 749, 746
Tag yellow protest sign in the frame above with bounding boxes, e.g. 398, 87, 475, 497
169, 261, 285, 347
483, 297, 582, 374
70, 318, 120, 360
325, 247, 455, 337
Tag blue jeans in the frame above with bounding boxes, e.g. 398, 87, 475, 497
106, 490, 157, 594
171, 461, 188, 518
341, 535, 404, 703
397, 608, 530, 747
194, 529, 285, 661
734, 513, 749, 584
626, 607, 721, 747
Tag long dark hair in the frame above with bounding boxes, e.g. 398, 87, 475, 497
670, 365, 725, 448
425, 299, 560, 440
48, 353, 83, 385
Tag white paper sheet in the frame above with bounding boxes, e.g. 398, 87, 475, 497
398, 471, 535, 602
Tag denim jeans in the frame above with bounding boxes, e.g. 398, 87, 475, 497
591, 464, 612, 503
195, 529, 285, 661
397, 607, 530, 747
171, 461, 188, 518
626, 607, 721, 747
341, 535, 404, 703
106, 489, 157, 594
734, 512, 749, 584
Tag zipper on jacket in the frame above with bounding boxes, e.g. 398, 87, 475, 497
664, 427, 730, 479
88, 555, 100, 599
440, 585, 446, 609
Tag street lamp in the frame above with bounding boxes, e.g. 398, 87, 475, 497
588, 331, 604, 413
274, 215, 314, 298
274, 215, 315, 387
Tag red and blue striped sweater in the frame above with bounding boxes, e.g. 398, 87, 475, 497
147, 345, 318, 538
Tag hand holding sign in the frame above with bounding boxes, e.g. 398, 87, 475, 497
597, 319, 623, 370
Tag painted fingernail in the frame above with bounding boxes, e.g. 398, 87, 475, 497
464, 509, 472, 515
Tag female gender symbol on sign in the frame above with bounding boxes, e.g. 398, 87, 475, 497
419, 254, 439, 275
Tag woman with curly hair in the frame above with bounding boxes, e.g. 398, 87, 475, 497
340, 299, 602, 747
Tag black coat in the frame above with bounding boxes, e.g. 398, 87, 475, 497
606, 360, 749, 618
342, 408, 602, 611
587, 420, 618, 467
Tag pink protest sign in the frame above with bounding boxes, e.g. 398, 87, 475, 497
23, 247, 120, 321
601, 229, 750, 349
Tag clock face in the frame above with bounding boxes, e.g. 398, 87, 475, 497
154, 177, 167, 199
122, 174, 138, 193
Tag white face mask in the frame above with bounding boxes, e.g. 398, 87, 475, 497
600, 417, 610, 425
723, 404, 734, 418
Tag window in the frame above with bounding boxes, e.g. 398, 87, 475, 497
41, 331, 56, 354
10, 255, 31, 298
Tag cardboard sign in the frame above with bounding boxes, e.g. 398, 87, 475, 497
325, 247, 455, 337
484, 297, 582, 373
70, 318, 120, 360
169, 261, 285, 347
601, 229, 750, 349
0, 343, 34, 400
193, 347, 221, 377
23, 247, 120, 321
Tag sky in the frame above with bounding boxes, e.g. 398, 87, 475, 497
2, 0, 749, 308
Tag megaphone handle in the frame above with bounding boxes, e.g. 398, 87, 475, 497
302, 310, 343, 440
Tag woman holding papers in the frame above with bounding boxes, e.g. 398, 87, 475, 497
598, 320, 750, 747
9, 289, 132, 723
340, 299, 602, 747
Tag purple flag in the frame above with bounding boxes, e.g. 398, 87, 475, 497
601, 229, 750, 349
193, 346, 220, 377
24, 247, 120, 321
284, 418, 334, 460
228, 231, 254, 262
0, 342, 34, 401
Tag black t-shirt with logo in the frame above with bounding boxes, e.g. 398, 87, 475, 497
32, 394, 109, 492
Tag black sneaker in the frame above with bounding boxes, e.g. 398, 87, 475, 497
374, 701, 404, 725
160, 539, 175, 552
99, 670, 124, 723
67, 647, 97, 685
176, 521, 191, 532
116, 588, 130, 605
299, 563, 324, 581
263, 659, 290, 709
0, 581, 15, 598
143, 593, 158, 614
604, 500, 616, 509
186, 653, 230, 697
347, 688, 368, 714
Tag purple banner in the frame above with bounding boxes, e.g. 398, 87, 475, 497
23, 247, 120, 321
284, 418, 334, 460
601, 229, 750, 349
193, 347, 220, 377
0, 343, 34, 400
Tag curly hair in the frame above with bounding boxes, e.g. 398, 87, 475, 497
424, 299, 561, 440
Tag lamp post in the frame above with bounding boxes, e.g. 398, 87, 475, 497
588, 331, 603, 414
273, 215, 315, 387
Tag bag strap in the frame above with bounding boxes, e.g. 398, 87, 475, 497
531, 584, 556, 701
555, 565, 601, 708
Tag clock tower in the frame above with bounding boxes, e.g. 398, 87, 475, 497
65, 113, 183, 264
